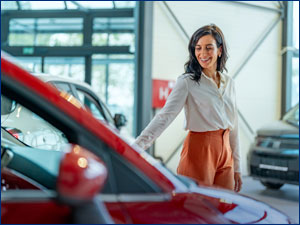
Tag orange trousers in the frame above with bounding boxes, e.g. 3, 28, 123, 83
177, 129, 234, 190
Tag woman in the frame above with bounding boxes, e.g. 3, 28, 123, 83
134, 24, 242, 192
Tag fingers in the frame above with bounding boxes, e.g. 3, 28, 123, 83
234, 174, 242, 192
237, 179, 242, 192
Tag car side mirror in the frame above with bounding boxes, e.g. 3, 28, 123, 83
1, 96, 17, 115
57, 144, 114, 224
114, 113, 127, 129
57, 144, 107, 202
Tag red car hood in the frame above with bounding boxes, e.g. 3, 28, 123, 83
188, 185, 292, 224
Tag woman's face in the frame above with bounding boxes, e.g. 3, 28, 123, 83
194, 34, 222, 72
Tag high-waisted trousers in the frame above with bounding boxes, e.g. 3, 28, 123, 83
177, 129, 234, 190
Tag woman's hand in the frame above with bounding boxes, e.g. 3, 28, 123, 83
234, 172, 242, 192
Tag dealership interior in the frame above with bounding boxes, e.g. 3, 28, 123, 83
1, 1, 299, 224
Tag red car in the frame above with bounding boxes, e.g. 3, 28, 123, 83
1, 53, 293, 224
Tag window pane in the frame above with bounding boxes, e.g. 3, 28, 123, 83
108, 54, 134, 59
20, 1, 65, 10
292, 57, 299, 107
93, 17, 135, 32
76, 90, 106, 122
108, 18, 135, 30
114, 1, 136, 8
92, 33, 108, 46
44, 57, 85, 81
1, 95, 68, 151
52, 82, 73, 95
1, 1, 18, 10
15, 57, 42, 73
109, 33, 134, 46
108, 63, 134, 135
36, 18, 83, 32
36, 33, 83, 46
91, 54, 135, 136
74, 1, 113, 9
91, 63, 106, 101
293, 1, 299, 49
9, 18, 83, 46
8, 33, 34, 46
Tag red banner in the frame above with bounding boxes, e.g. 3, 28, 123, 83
152, 79, 176, 108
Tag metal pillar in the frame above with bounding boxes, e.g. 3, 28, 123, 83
134, 1, 154, 140
1, 14, 9, 47
83, 14, 92, 85
281, 1, 294, 116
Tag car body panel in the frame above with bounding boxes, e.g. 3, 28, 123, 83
257, 120, 299, 137
1, 201, 71, 224
122, 193, 230, 224
1, 157, 129, 224
189, 186, 292, 224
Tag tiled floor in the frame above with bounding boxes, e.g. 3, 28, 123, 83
240, 176, 299, 224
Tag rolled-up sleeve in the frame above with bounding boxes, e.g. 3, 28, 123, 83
134, 76, 188, 150
229, 82, 241, 173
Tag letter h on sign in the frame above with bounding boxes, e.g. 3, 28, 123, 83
152, 79, 175, 108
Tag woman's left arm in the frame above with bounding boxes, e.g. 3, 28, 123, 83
229, 81, 242, 192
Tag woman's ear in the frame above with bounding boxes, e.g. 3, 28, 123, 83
218, 46, 222, 57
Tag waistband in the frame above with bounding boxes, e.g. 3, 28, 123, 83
189, 129, 229, 136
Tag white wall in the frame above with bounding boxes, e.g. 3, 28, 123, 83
151, 1, 282, 175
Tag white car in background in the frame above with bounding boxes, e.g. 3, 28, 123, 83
1, 73, 128, 150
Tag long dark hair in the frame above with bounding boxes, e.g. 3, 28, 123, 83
184, 24, 228, 83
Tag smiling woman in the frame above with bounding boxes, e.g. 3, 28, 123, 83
134, 24, 242, 193
185, 24, 228, 84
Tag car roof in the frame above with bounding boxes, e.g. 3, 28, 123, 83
33, 73, 93, 90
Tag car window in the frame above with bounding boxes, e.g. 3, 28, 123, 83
52, 82, 73, 95
1, 96, 69, 151
283, 104, 299, 127
1, 94, 69, 190
109, 152, 162, 194
76, 88, 115, 127
76, 89, 106, 121
50, 81, 116, 127
99, 100, 115, 126
1, 94, 161, 194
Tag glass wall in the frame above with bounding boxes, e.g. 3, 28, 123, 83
44, 57, 85, 81
92, 17, 135, 51
9, 18, 83, 46
15, 57, 42, 72
91, 54, 134, 137
2, 1, 137, 137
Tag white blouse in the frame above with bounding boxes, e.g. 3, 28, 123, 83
134, 72, 241, 173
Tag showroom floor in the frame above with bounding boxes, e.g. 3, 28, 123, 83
240, 176, 299, 224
